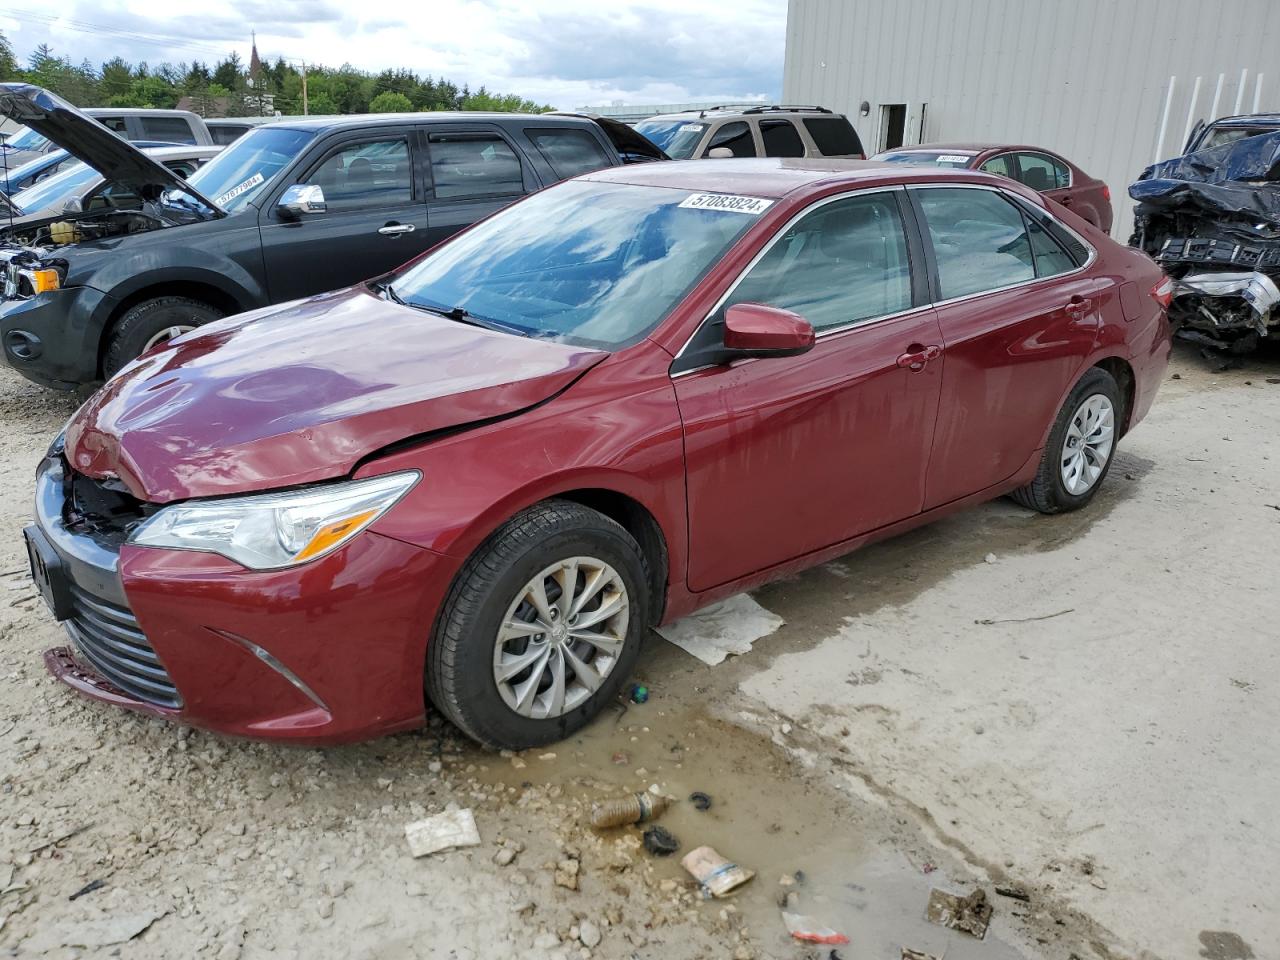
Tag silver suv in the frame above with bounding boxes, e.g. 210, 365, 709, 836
634, 105, 865, 161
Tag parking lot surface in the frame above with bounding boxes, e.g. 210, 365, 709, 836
1, 346, 1276, 959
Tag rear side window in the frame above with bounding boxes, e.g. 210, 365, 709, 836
706, 121, 757, 157
915, 187, 1034, 299
308, 137, 413, 211
210, 126, 249, 146
802, 117, 863, 156
525, 128, 612, 181
1026, 217, 1076, 277
429, 133, 525, 199
97, 117, 128, 135
139, 117, 197, 144
759, 120, 805, 158
1015, 153, 1069, 191
727, 192, 913, 331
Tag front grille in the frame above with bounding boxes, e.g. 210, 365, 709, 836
65, 584, 181, 709
65, 467, 155, 545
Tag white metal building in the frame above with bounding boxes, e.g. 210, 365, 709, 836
783, 0, 1280, 236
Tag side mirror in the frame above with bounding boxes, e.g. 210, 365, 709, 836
723, 302, 815, 359
277, 183, 327, 219
706, 146, 734, 159
61, 196, 84, 213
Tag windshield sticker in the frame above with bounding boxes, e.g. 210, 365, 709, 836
937, 154, 972, 164
214, 172, 265, 207
679, 193, 775, 215
679, 124, 704, 133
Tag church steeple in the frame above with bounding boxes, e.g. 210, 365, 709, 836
248, 31, 262, 89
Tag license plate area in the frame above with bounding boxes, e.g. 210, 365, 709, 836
23, 525, 74, 621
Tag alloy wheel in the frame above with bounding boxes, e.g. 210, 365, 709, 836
142, 324, 197, 352
492, 556, 629, 719
1060, 393, 1115, 496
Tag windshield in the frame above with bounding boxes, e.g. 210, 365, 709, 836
876, 150, 975, 168
2, 125, 50, 153
633, 119, 707, 159
1201, 125, 1279, 150
0, 151, 66, 191
388, 180, 760, 350
186, 126, 315, 211
11, 161, 98, 213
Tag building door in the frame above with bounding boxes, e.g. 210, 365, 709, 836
879, 104, 907, 150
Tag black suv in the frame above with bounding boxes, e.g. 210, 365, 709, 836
0, 85, 665, 389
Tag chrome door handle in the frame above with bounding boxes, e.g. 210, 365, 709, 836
378, 223, 415, 236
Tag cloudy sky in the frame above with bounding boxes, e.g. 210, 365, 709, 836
0, 0, 788, 108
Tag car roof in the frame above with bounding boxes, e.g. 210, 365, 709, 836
580, 156, 1021, 200
1207, 113, 1280, 127
643, 106, 838, 122
83, 107, 202, 119
882, 142, 1062, 155
261, 112, 600, 132
138, 145, 222, 158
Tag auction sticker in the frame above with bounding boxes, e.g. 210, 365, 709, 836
214, 172, 265, 207
679, 192, 775, 215
937, 154, 972, 164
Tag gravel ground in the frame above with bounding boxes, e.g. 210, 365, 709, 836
1, 344, 1275, 960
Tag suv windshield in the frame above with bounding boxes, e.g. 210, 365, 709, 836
388, 180, 759, 350
633, 119, 707, 159
1200, 125, 1280, 150
11, 161, 97, 213
186, 126, 315, 211
2, 125, 50, 152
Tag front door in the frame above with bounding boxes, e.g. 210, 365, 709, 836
909, 185, 1105, 508
260, 127, 432, 302
674, 189, 944, 592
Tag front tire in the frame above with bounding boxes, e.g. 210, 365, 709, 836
103, 296, 224, 378
1011, 367, 1121, 514
427, 500, 650, 749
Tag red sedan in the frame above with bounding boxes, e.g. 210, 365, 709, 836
874, 143, 1114, 233
25, 159, 1170, 749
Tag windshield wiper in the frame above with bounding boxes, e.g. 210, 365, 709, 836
388, 292, 520, 334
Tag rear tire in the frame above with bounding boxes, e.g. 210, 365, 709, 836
103, 296, 224, 378
1010, 367, 1121, 514
427, 500, 650, 750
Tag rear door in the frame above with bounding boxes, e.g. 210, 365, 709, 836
673, 188, 944, 590
421, 125, 537, 249
758, 118, 807, 158
259, 126, 431, 301
910, 184, 1105, 508
521, 125, 616, 183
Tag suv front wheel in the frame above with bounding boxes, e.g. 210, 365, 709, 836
104, 296, 225, 378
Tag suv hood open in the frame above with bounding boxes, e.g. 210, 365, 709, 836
0, 83, 223, 216
64, 286, 606, 503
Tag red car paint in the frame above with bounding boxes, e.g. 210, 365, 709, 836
875, 143, 1114, 233
40, 158, 1169, 744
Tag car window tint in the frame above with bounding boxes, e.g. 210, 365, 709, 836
1015, 153, 1069, 190
97, 117, 128, 135
727, 192, 912, 331
308, 138, 413, 211
802, 116, 862, 156
979, 154, 1014, 178
1026, 216, 1076, 277
429, 133, 524, 199
210, 126, 248, 146
526, 128, 612, 181
916, 188, 1035, 299
140, 117, 197, 144
759, 120, 806, 158
707, 121, 756, 157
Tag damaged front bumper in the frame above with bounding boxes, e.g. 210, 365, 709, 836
1156, 235, 1280, 344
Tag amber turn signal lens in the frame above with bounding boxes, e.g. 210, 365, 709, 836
28, 269, 61, 294
290, 508, 380, 563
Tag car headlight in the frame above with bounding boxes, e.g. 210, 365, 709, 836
130, 471, 420, 570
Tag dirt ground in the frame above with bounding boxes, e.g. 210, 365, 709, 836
0, 344, 1275, 960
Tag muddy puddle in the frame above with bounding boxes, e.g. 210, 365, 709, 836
457, 633, 1031, 958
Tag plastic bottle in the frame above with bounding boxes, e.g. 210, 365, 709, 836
589, 792, 669, 829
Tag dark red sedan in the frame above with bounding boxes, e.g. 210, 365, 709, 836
26, 159, 1169, 749
874, 143, 1114, 233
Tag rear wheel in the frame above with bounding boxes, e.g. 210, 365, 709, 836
103, 296, 224, 378
427, 500, 649, 749
1011, 367, 1121, 514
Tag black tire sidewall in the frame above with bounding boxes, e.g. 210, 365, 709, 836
441, 521, 649, 749
105, 298, 223, 377
1045, 369, 1121, 510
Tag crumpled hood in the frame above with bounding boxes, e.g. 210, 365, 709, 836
64, 286, 606, 502
0, 83, 223, 215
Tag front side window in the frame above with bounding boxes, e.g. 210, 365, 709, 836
915, 187, 1035, 299
526, 128, 612, 181
979, 154, 1014, 178
428, 133, 524, 200
760, 119, 805, 158
98, 117, 128, 135
1015, 153, 1069, 191
706, 121, 756, 158
186, 126, 316, 211
725, 192, 913, 331
306, 137, 413, 211
140, 116, 197, 144
387, 180, 755, 350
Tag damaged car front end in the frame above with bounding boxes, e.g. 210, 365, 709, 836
1130, 130, 1280, 351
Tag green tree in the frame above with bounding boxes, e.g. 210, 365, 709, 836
0, 31, 19, 80
99, 57, 134, 101
369, 90, 412, 113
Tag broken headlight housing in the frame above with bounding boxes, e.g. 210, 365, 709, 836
1, 248, 66, 300
130, 471, 420, 570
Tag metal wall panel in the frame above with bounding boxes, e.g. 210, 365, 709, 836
784, 0, 1280, 236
